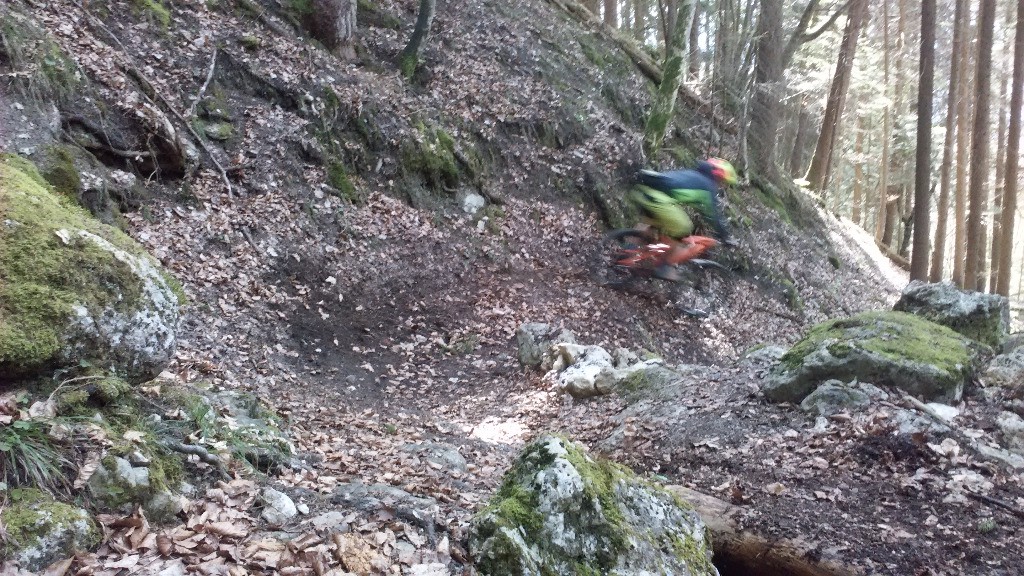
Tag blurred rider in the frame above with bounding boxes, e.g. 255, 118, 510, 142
628, 157, 738, 281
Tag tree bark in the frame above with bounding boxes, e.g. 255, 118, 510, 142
996, 0, 1024, 296
853, 116, 865, 225
583, 0, 601, 14
788, 99, 811, 178
633, 0, 647, 41
306, 0, 357, 58
604, 0, 618, 26
688, 1, 700, 80
953, 12, 976, 287
875, 0, 892, 243
989, 54, 1010, 292
931, 0, 968, 282
748, 0, 784, 181
643, 0, 697, 156
965, 0, 997, 291
398, 0, 437, 78
910, 0, 936, 279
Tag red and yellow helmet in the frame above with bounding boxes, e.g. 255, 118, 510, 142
707, 158, 738, 186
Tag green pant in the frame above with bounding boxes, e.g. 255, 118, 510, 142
628, 185, 694, 239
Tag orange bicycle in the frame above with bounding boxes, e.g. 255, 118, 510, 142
594, 228, 733, 317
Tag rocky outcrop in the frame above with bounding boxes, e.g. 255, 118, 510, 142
468, 435, 716, 576
542, 342, 667, 398
763, 311, 982, 404
0, 154, 183, 383
516, 322, 577, 368
893, 280, 1009, 348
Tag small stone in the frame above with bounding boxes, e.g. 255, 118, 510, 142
261, 487, 298, 525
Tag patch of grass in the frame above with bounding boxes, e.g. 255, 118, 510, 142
0, 419, 71, 495
132, 0, 172, 27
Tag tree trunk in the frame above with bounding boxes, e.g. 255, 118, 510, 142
996, 0, 1024, 296
306, 0, 357, 58
604, 0, 618, 26
633, 0, 647, 41
398, 0, 437, 78
989, 56, 1009, 291
965, 0, 997, 292
643, 0, 697, 157
952, 13, 975, 287
748, 0, 784, 181
910, 0, 936, 279
853, 117, 865, 225
788, 99, 811, 178
875, 0, 892, 243
583, 0, 600, 14
931, 0, 968, 282
805, 0, 869, 193
688, 1, 700, 80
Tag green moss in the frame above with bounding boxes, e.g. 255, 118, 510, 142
37, 145, 82, 198
326, 161, 359, 202
93, 375, 131, 403
202, 121, 234, 142
780, 311, 976, 375
132, 0, 171, 27
0, 488, 100, 562
755, 186, 793, 226
401, 124, 460, 190
0, 155, 179, 375
239, 34, 262, 51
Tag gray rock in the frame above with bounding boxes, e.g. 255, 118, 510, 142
542, 342, 665, 399
984, 345, 1024, 389
799, 380, 871, 415
469, 436, 716, 576
997, 411, 1024, 453
894, 280, 1009, 348
462, 192, 486, 214
146, 489, 185, 523
764, 311, 981, 404
516, 322, 576, 367
402, 442, 468, 473
261, 487, 298, 525
331, 481, 439, 534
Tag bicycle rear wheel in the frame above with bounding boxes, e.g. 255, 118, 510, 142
672, 258, 736, 317
593, 229, 659, 287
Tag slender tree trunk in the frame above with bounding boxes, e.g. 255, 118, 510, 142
788, 99, 811, 177
305, 0, 357, 58
875, 0, 892, 243
931, 0, 968, 281
965, 0, 997, 291
805, 0, 869, 193
953, 13, 976, 287
748, 0, 784, 181
997, 0, 1024, 296
398, 0, 437, 78
989, 58, 1010, 291
604, 0, 618, 26
642, 0, 696, 156
688, 1, 700, 80
853, 117, 865, 225
583, 0, 601, 14
634, 0, 648, 41
910, 0, 936, 279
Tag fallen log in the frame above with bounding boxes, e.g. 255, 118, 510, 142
667, 485, 864, 576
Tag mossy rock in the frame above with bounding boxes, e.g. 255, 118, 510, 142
0, 9, 80, 101
894, 280, 1010, 348
202, 121, 234, 142
469, 435, 715, 575
764, 310, 985, 404
0, 154, 184, 384
0, 488, 100, 570
401, 125, 461, 191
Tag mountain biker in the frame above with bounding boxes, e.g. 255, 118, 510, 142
627, 158, 738, 281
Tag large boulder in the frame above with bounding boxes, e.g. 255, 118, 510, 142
984, 341, 1024, 389
893, 280, 1009, 348
516, 322, 576, 368
0, 154, 183, 383
763, 311, 983, 404
468, 435, 716, 576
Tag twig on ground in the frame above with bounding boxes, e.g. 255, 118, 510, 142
966, 490, 1024, 519
160, 439, 231, 481
187, 48, 219, 119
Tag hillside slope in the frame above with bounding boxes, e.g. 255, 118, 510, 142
4, 0, 1022, 574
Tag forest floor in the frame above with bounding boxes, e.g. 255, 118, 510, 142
8, 0, 1024, 573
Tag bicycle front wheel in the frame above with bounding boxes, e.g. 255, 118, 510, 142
593, 229, 659, 287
